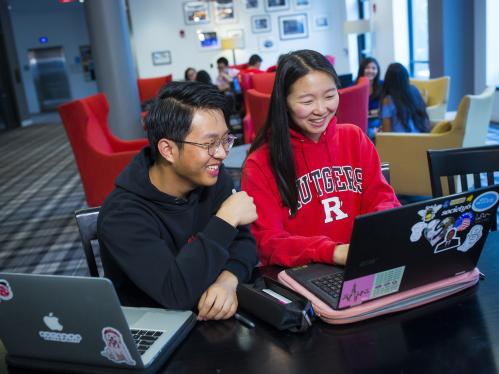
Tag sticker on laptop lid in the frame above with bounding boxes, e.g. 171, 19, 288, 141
472, 191, 499, 212
457, 224, 483, 253
0, 279, 13, 302
434, 227, 461, 253
101, 327, 136, 366
338, 266, 405, 309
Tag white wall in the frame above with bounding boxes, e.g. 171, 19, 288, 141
9, 0, 97, 114
370, 0, 409, 74
127, 0, 351, 81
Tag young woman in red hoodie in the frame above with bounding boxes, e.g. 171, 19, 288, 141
241, 49, 400, 267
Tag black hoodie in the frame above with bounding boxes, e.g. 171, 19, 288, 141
97, 147, 257, 310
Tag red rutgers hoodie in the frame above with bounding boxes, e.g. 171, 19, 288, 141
241, 117, 400, 266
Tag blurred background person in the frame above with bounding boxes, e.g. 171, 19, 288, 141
379, 62, 429, 133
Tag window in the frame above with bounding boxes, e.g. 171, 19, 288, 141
408, 0, 429, 78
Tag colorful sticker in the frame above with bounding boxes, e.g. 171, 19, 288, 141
417, 204, 442, 222
472, 191, 499, 212
449, 197, 466, 206
101, 327, 136, 366
457, 224, 483, 253
339, 266, 405, 309
434, 228, 461, 253
454, 212, 474, 231
0, 279, 13, 302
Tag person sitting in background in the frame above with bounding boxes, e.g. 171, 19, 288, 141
184, 67, 197, 81
380, 63, 430, 133
98, 81, 258, 320
195, 70, 214, 85
356, 57, 383, 139
216, 57, 239, 92
245, 54, 263, 72
241, 49, 399, 267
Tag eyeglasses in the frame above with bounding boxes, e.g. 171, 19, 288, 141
172, 134, 237, 156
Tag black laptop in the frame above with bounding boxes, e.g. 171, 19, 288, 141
0, 273, 196, 373
286, 185, 499, 310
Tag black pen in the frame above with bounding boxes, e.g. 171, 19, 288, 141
234, 312, 255, 329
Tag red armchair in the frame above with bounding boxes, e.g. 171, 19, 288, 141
244, 89, 271, 143
137, 74, 173, 104
251, 72, 275, 94
230, 63, 249, 70
58, 93, 148, 207
336, 77, 369, 133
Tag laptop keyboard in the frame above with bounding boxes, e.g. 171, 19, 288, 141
130, 329, 164, 355
311, 272, 344, 299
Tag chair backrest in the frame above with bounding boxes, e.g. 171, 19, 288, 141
381, 162, 391, 185
74, 207, 101, 277
230, 63, 249, 70
80, 93, 114, 153
137, 74, 173, 104
336, 77, 369, 133
427, 144, 499, 197
410, 76, 450, 107
251, 72, 275, 94
460, 86, 496, 147
410, 76, 450, 121
59, 93, 145, 207
246, 89, 271, 138
266, 65, 277, 73
427, 145, 499, 231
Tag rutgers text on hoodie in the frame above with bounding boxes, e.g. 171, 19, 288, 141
241, 118, 400, 267
98, 147, 257, 310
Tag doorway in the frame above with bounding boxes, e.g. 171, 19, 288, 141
27, 46, 71, 112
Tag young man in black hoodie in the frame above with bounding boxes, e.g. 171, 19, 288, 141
97, 81, 258, 321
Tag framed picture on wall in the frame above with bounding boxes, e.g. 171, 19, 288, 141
214, 0, 237, 24
313, 15, 329, 31
196, 30, 221, 50
264, 0, 289, 12
251, 15, 271, 33
258, 35, 277, 51
183, 1, 210, 25
279, 13, 308, 40
241, 0, 260, 11
151, 50, 172, 65
226, 29, 245, 48
293, 0, 311, 10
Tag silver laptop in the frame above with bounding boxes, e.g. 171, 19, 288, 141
0, 273, 196, 372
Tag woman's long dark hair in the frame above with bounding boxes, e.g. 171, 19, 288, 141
249, 50, 339, 216
356, 57, 382, 100
380, 63, 429, 132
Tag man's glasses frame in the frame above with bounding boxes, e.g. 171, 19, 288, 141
171, 134, 237, 156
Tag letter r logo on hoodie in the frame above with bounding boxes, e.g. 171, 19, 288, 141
322, 197, 349, 223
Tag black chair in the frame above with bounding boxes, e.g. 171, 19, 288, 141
381, 162, 390, 185
74, 207, 101, 277
427, 144, 499, 230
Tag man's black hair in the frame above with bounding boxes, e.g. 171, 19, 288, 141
248, 54, 262, 66
145, 81, 232, 161
217, 57, 229, 66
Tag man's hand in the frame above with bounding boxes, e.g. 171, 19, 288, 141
333, 244, 349, 265
197, 271, 238, 321
216, 191, 258, 227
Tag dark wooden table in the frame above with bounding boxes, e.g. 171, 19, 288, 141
2, 232, 498, 373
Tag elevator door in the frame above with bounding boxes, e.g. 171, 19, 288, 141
28, 46, 71, 112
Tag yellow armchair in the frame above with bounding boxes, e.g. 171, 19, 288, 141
375, 86, 496, 196
410, 76, 450, 122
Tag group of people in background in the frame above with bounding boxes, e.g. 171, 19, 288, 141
356, 57, 430, 139
183, 54, 264, 92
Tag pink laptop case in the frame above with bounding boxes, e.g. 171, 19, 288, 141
278, 268, 479, 324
